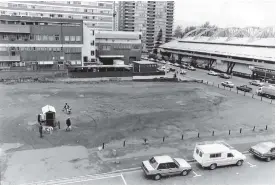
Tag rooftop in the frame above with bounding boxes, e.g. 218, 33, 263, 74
133, 60, 157, 65
154, 155, 174, 164
196, 144, 230, 153
95, 31, 142, 40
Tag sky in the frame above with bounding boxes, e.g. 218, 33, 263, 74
174, 0, 275, 29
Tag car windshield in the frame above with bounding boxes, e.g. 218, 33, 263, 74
149, 157, 158, 169
173, 159, 180, 167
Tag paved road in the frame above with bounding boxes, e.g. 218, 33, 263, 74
45, 154, 274, 185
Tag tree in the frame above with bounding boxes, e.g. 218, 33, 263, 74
153, 29, 163, 54
174, 25, 183, 38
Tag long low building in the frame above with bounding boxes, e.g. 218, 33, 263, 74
159, 30, 275, 82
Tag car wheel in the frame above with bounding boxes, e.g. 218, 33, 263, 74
266, 157, 271, 162
154, 174, 161, 180
209, 163, 217, 170
236, 160, 243, 166
181, 170, 189, 176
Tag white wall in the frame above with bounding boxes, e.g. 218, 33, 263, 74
82, 24, 96, 66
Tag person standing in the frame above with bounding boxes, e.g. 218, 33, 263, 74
66, 117, 72, 131
39, 124, 43, 138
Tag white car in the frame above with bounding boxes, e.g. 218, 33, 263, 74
249, 142, 275, 162
142, 155, 192, 180
180, 69, 187, 75
174, 63, 180, 67
221, 81, 234, 88
187, 66, 196, 71
249, 80, 264, 87
208, 71, 218, 76
193, 143, 246, 170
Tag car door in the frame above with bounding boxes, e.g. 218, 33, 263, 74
157, 163, 169, 176
167, 162, 180, 175
226, 153, 235, 165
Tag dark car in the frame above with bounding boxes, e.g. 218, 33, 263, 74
249, 142, 275, 162
219, 73, 230, 79
236, 85, 253, 92
169, 68, 176, 72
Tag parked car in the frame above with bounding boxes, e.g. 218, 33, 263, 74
249, 142, 275, 162
256, 86, 275, 99
221, 81, 235, 88
169, 68, 176, 72
249, 80, 264, 87
193, 143, 246, 170
188, 66, 196, 71
236, 85, 253, 92
180, 69, 187, 75
208, 71, 218, 76
174, 63, 180, 67
219, 73, 230, 79
142, 155, 192, 180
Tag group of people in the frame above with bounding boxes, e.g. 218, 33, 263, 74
38, 103, 73, 138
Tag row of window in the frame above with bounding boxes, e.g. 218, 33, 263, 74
0, 34, 82, 42
0, 11, 113, 21
0, 47, 81, 52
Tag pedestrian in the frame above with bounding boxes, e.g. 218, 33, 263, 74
66, 117, 72, 131
37, 114, 41, 124
39, 124, 43, 138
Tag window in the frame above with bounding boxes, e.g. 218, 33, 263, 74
42, 35, 48, 41
98, 3, 104, 6
210, 153, 221, 158
91, 50, 94, 56
157, 163, 167, 170
103, 45, 111, 51
167, 162, 178, 169
50, 14, 55, 18
65, 36, 69, 41
36, 35, 41, 41
271, 148, 275, 153
92, 30, 94, 35
70, 36, 76, 41
49, 35, 54, 41
227, 153, 234, 158
199, 151, 203, 157
84, 9, 87, 12
2, 35, 8, 40
55, 35, 60, 41
196, 149, 199, 154
58, 14, 63, 18
76, 36, 81, 41
91, 40, 94, 45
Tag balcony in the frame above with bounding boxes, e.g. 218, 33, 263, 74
0, 25, 30, 34
0, 55, 20, 62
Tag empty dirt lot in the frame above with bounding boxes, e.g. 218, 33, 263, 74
0, 81, 274, 151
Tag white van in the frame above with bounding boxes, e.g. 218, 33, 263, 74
193, 143, 246, 170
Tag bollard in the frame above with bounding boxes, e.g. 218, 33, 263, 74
261, 96, 262, 101
163, 137, 165, 142
252, 94, 254, 99
144, 138, 148, 145
224, 86, 225, 89
266, 125, 268, 130
253, 126, 255, 131
244, 91, 246, 96
271, 99, 273, 104
237, 89, 238, 94
212, 131, 214, 136
123, 140, 126, 147
229, 130, 231, 135
213, 82, 214, 86
240, 128, 242, 133
218, 84, 219, 88
198, 132, 200, 138
207, 81, 208, 85
230, 88, 231, 91
102, 143, 105, 149
181, 134, 184, 140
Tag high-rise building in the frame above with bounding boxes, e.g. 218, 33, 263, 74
118, 1, 174, 53
0, 1, 114, 31
113, 2, 119, 31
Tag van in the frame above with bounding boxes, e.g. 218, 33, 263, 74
193, 143, 246, 170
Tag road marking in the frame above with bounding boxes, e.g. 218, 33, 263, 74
121, 174, 128, 185
192, 171, 202, 177
247, 162, 256, 167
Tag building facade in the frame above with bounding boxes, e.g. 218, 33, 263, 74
133, 61, 157, 73
95, 31, 142, 65
0, 15, 83, 70
118, 1, 174, 53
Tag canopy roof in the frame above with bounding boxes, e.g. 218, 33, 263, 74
42, 105, 56, 114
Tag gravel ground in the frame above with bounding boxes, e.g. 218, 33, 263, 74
0, 81, 274, 151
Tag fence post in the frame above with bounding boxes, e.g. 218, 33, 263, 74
252, 94, 254, 99
212, 131, 214, 136
207, 81, 208, 85
163, 137, 165, 142
230, 88, 231, 91
224, 86, 225, 89
244, 91, 246, 96
102, 143, 105, 149
240, 128, 242, 133
237, 89, 238, 94
181, 134, 184, 140
271, 99, 273, 104
229, 130, 231, 135
261, 96, 262, 101
253, 126, 255, 131
123, 140, 126, 147
218, 84, 219, 88
266, 125, 268, 130
198, 132, 200, 138
213, 82, 214, 86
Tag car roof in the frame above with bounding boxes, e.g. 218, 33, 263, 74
154, 155, 174, 163
256, 142, 275, 148
196, 144, 230, 153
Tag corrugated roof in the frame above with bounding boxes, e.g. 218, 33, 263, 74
160, 40, 275, 61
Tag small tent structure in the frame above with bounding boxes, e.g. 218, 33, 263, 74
42, 105, 56, 127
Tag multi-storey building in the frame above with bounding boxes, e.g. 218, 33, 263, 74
0, 15, 83, 70
118, 1, 174, 53
95, 31, 142, 65
113, 2, 119, 31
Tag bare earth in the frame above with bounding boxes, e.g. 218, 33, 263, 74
0, 82, 274, 150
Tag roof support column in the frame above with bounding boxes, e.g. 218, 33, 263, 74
226, 61, 236, 74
